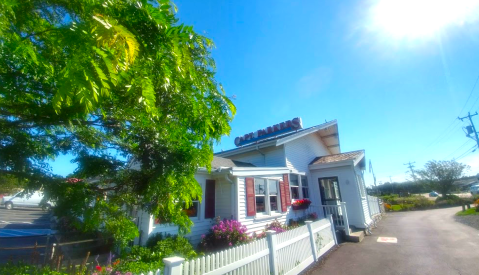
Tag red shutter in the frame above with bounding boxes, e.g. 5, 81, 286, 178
283, 174, 291, 206
246, 177, 256, 216
205, 180, 216, 219
279, 181, 287, 212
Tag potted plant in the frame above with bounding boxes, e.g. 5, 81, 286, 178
292, 199, 311, 210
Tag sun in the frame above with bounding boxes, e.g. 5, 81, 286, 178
369, 0, 479, 39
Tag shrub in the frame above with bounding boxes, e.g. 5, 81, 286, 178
145, 232, 172, 249
199, 219, 251, 253
435, 195, 466, 207
116, 235, 196, 274
0, 262, 64, 275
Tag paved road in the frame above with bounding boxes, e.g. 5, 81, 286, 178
308, 207, 479, 275
0, 208, 54, 263
0, 207, 51, 230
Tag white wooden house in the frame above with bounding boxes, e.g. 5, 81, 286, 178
136, 119, 373, 246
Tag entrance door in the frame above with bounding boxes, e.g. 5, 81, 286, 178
318, 177, 343, 223
318, 177, 342, 205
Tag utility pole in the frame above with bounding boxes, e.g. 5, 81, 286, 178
458, 112, 479, 149
404, 161, 417, 182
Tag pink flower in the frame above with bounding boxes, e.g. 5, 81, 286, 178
228, 242, 232, 246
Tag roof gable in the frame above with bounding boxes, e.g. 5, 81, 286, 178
216, 120, 339, 157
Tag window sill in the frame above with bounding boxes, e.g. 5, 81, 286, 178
254, 213, 284, 222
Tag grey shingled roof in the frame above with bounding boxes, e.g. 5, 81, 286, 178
309, 150, 364, 165
211, 156, 256, 168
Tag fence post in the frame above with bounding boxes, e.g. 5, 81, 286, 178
163, 256, 184, 275
328, 214, 338, 245
305, 221, 318, 261
266, 230, 278, 275
341, 202, 350, 236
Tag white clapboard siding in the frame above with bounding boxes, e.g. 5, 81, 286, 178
284, 133, 330, 173
158, 217, 337, 275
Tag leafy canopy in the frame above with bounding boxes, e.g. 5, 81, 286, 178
417, 160, 469, 197
0, 0, 235, 247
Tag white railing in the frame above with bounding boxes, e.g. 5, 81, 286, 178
308, 203, 350, 235
159, 216, 337, 275
367, 195, 382, 216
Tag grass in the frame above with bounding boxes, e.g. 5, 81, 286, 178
390, 204, 414, 211
456, 208, 479, 216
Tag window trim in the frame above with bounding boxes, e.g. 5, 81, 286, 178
254, 177, 282, 217
289, 173, 309, 201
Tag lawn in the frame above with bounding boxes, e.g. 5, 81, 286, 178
456, 208, 479, 216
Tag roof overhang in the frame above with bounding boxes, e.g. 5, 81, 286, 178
198, 166, 291, 177
309, 151, 365, 171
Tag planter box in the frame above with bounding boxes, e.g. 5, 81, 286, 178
292, 204, 310, 210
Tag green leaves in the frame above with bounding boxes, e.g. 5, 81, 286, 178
0, 0, 235, 248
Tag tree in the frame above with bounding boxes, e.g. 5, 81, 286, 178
0, 0, 235, 248
416, 160, 469, 197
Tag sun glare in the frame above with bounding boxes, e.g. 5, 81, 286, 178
370, 0, 479, 39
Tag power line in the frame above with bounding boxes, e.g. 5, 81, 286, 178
454, 145, 477, 161
420, 73, 479, 155
459, 73, 479, 115
445, 139, 473, 159
458, 112, 479, 149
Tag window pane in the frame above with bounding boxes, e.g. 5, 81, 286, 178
270, 195, 278, 211
302, 187, 309, 199
301, 175, 308, 187
321, 179, 336, 200
290, 174, 299, 186
269, 180, 278, 195
256, 196, 265, 213
255, 178, 265, 195
184, 201, 198, 217
291, 186, 299, 199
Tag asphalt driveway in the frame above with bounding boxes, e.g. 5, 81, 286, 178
0, 208, 54, 263
307, 207, 479, 275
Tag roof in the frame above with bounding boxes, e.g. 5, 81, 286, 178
309, 150, 365, 165
211, 156, 255, 168
216, 120, 340, 157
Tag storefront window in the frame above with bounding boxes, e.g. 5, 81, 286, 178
301, 175, 309, 199
289, 174, 300, 199
255, 178, 266, 213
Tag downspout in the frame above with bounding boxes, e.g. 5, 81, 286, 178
256, 145, 266, 166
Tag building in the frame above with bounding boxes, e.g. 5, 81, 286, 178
136, 118, 373, 245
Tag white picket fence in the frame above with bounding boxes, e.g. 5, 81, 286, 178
367, 195, 383, 216
157, 216, 337, 275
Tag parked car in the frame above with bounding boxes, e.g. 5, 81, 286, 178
471, 185, 479, 195
429, 191, 439, 197
0, 191, 53, 210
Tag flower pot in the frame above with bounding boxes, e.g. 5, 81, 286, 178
292, 204, 309, 210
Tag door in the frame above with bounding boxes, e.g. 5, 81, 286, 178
318, 177, 342, 205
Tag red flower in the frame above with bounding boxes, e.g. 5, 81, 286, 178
96, 265, 102, 271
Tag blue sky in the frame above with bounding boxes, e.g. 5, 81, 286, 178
51, 0, 479, 185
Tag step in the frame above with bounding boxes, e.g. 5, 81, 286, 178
345, 230, 365, 243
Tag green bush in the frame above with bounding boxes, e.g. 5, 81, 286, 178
0, 262, 65, 275
388, 196, 435, 210
145, 232, 172, 249
116, 235, 197, 273
435, 195, 467, 207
